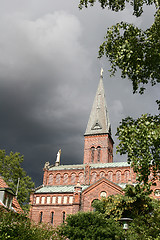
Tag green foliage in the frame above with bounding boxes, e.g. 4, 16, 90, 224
0, 208, 57, 240
58, 211, 124, 240
99, 10, 160, 93
127, 201, 160, 239
116, 114, 160, 186
92, 185, 154, 220
0, 150, 35, 212
79, 0, 160, 94
79, 0, 158, 17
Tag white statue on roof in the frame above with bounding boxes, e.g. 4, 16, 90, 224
55, 149, 61, 166
100, 68, 103, 77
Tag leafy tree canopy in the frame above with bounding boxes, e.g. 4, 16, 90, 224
79, 0, 158, 17
92, 184, 155, 220
0, 149, 35, 212
58, 211, 124, 240
116, 114, 160, 186
79, 0, 160, 94
127, 202, 160, 240
99, 10, 160, 94
0, 208, 57, 240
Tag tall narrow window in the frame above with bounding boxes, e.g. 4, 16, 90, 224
62, 211, 65, 223
39, 211, 43, 223
124, 171, 130, 182
108, 171, 113, 181
116, 171, 121, 182
51, 212, 54, 224
63, 173, 68, 184
97, 146, 101, 162
71, 173, 76, 185
56, 174, 61, 185
91, 172, 97, 184
48, 174, 53, 185
91, 147, 95, 163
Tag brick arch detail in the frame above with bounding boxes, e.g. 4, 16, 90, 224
48, 174, 54, 185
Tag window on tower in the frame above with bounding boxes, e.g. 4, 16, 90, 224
91, 147, 95, 163
97, 146, 101, 162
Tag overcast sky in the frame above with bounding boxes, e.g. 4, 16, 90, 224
0, 0, 159, 187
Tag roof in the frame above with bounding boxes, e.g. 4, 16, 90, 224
84, 75, 111, 136
49, 164, 85, 171
0, 176, 23, 213
12, 197, 23, 213
49, 162, 130, 171
35, 181, 127, 194
35, 185, 89, 194
0, 175, 9, 188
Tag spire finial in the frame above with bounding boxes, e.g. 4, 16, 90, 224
100, 68, 103, 78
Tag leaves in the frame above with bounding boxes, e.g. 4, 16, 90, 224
58, 211, 123, 240
116, 114, 160, 186
0, 150, 35, 212
0, 208, 57, 240
79, 0, 157, 17
99, 10, 160, 93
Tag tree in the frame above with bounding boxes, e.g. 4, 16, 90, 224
125, 199, 160, 239
58, 211, 124, 240
0, 149, 35, 212
0, 207, 58, 240
92, 185, 160, 239
92, 184, 155, 220
79, 0, 160, 94
116, 114, 160, 186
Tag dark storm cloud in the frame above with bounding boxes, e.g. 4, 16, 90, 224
0, 1, 159, 186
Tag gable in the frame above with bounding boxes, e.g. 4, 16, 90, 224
82, 177, 123, 211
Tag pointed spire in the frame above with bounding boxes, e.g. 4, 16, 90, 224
84, 69, 111, 136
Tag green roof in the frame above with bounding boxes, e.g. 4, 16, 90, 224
90, 162, 130, 169
49, 164, 85, 171
49, 162, 129, 171
35, 185, 89, 194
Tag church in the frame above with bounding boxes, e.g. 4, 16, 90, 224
29, 71, 160, 226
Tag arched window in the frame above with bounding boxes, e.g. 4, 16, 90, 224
79, 173, 84, 185
48, 174, 53, 185
91, 147, 95, 163
39, 211, 43, 223
91, 172, 97, 184
124, 170, 130, 182
71, 173, 76, 185
108, 171, 113, 181
116, 171, 121, 182
51, 212, 54, 224
97, 146, 101, 162
62, 211, 66, 223
63, 173, 68, 184
91, 199, 99, 211
56, 174, 61, 185
100, 171, 105, 178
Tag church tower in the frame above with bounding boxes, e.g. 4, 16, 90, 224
83, 69, 114, 164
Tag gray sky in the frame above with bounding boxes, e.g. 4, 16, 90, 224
0, 0, 159, 186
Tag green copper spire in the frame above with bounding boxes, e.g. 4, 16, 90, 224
84, 69, 111, 136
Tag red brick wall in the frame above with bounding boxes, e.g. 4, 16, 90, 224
83, 134, 113, 164
30, 193, 74, 226
82, 180, 123, 212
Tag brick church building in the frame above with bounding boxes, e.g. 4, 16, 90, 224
29, 71, 160, 226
